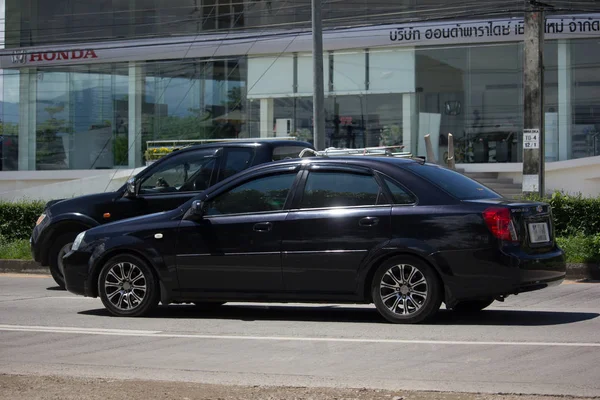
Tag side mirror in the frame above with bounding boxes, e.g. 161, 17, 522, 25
125, 177, 138, 198
185, 200, 206, 220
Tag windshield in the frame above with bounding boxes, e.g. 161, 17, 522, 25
403, 163, 500, 200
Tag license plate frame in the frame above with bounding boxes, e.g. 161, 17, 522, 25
528, 222, 550, 244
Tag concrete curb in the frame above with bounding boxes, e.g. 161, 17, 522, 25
0, 260, 50, 275
0, 259, 598, 281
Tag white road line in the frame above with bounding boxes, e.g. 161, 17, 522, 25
0, 324, 599, 347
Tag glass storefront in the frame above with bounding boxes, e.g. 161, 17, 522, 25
2, 37, 600, 171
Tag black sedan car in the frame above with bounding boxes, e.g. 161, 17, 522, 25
62, 156, 566, 324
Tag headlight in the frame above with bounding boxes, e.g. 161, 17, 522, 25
71, 232, 86, 251
36, 213, 46, 226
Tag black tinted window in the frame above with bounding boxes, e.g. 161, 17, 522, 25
139, 151, 216, 194
404, 164, 499, 200
382, 176, 416, 205
219, 148, 256, 180
206, 173, 297, 216
300, 171, 383, 209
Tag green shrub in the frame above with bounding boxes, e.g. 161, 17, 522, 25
556, 234, 600, 264
522, 191, 600, 237
0, 237, 32, 260
0, 200, 46, 241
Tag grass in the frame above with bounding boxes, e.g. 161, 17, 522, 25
555, 234, 600, 264
0, 239, 32, 260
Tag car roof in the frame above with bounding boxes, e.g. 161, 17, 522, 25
258, 155, 426, 169
172, 139, 313, 154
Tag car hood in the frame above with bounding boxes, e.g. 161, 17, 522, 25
85, 208, 182, 238
47, 191, 120, 215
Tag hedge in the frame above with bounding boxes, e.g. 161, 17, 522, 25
0, 200, 46, 242
522, 192, 600, 237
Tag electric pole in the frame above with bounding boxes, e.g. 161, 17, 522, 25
312, 0, 326, 151
522, 0, 546, 196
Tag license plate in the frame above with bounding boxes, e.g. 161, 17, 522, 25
528, 222, 550, 244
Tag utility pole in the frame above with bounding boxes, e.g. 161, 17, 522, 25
312, 0, 326, 150
522, 0, 546, 196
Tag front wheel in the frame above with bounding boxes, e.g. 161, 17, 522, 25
371, 256, 442, 324
98, 254, 159, 317
49, 232, 79, 290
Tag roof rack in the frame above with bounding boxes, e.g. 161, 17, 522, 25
299, 145, 413, 159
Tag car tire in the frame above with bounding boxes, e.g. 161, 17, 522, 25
98, 254, 159, 317
48, 232, 79, 290
452, 298, 494, 313
371, 256, 442, 324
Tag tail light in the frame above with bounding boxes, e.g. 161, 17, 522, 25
482, 207, 518, 242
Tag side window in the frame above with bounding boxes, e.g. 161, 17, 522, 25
205, 172, 297, 216
300, 171, 384, 209
381, 176, 416, 205
139, 152, 216, 195
219, 149, 256, 181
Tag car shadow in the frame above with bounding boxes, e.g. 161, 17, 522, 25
46, 286, 64, 291
78, 304, 599, 326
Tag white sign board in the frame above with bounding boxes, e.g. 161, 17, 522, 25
522, 174, 539, 192
523, 129, 540, 150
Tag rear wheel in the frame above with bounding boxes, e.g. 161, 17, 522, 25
452, 298, 494, 313
371, 256, 442, 324
98, 254, 159, 317
48, 232, 79, 290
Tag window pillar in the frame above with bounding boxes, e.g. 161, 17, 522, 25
260, 98, 274, 138
128, 61, 143, 168
558, 39, 572, 161
18, 68, 37, 171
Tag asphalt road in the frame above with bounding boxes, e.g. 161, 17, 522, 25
0, 274, 599, 397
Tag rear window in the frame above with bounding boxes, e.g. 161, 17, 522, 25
404, 163, 500, 200
272, 145, 310, 161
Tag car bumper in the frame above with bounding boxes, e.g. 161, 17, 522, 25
30, 225, 43, 263
432, 245, 566, 305
62, 249, 94, 297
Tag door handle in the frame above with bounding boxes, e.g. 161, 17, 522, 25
359, 217, 379, 227
253, 222, 273, 232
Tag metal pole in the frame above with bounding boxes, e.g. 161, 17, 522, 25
312, 0, 326, 150
522, 0, 545, 196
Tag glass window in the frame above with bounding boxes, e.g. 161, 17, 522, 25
272, 145, 309, 161
219, 148, 256, 180
381, 176, 416, 205
404, 163, 499, 200
139, 151, 218, 194
206, 173, 297, 216
300, 171, 384, 209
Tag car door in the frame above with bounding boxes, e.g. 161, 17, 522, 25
281, 164, 393, 295
109, 148, 221, 220
175, 165, 303, 295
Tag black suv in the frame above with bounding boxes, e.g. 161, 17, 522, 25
62, 156, 566, 324
31, 140, 313, 288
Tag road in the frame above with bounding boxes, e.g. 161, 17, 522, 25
0, 274, 599, 398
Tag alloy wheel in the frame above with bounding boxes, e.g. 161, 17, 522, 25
103, 261, 147, 311
379, 264, 428, 316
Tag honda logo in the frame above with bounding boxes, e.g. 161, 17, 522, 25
11, 50, 26, 64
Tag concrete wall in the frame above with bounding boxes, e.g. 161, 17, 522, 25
0, 168, 145, 202
462, 156, 600, 197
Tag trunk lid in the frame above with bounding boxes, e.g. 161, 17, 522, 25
465, 199, 555, 252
